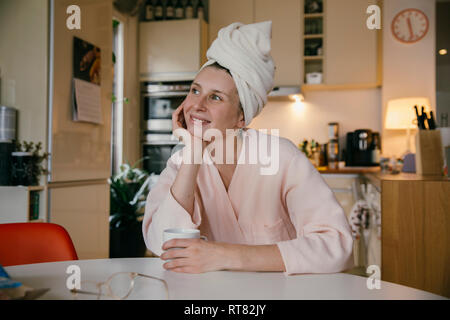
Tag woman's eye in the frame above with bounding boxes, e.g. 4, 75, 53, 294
211, 94, 221, 101
191, 88, 199, 94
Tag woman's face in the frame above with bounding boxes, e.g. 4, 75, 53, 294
182, 66, 244, 139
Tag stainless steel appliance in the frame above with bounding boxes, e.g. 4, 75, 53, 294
345, 129, 380, 166
0, 106, 17, 185
327, 122, 339, 169
0, 106, 17, 141
141, 81, 190, 174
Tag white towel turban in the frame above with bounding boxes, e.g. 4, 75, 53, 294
198, 21, 275, 126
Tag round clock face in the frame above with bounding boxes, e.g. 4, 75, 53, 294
391, 8, 429, 43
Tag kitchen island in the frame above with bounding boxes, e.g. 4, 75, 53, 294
321, 167, 450, 298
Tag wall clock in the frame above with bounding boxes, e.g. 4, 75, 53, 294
391, 8, 429, 44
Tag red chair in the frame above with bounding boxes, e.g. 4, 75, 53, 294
0, 222, 78, 267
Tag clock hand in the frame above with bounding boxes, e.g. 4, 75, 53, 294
407, 17, 414, 40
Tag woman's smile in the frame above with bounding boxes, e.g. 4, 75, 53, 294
189, 114, 211, 128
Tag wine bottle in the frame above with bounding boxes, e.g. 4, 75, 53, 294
144, 0, 154, 21
154, 0, 163, 20
175, 0, 184, 19
166, 0, 175, 20
185, 0, 194, 19
196, 0, 204, 20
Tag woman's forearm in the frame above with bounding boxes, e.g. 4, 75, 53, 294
224, 243, 286, 272
170, 163, 201, 216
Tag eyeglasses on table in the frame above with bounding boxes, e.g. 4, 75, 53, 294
70, 271, 169, 300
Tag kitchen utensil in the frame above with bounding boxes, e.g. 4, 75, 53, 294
427, 111, 437, 130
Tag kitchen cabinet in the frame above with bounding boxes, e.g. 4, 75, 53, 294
321, 0, 380, 87
365, 172, 450, 298
209, 0, 302, 87
139, 18, 208, 81
0, 186, 47, 223
208, 0, 254, 48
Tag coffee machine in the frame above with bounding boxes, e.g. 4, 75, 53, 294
345, 129, 380, 167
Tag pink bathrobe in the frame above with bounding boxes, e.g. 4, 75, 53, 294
142, 129, 354, 275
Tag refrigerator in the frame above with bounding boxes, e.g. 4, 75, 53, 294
47, 0, 113, 259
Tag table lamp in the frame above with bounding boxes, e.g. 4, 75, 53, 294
385, 97, 431, 154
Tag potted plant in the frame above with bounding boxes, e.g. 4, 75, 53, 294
109, 158, 152, 258
11, 141, 49, 186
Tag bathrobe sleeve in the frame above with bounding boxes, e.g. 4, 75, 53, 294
142, 151, 202, 256
276, 152, 354, 275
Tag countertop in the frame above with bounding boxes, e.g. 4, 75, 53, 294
317, 166, 381, 174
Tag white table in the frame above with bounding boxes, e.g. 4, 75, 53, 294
5, 258, 447, 300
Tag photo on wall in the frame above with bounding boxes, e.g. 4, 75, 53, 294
73, 36, 101, 85
72, 36, 103, 124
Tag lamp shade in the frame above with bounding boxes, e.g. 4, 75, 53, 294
385, 97, 431, 130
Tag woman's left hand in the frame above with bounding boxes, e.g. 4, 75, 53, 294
160, 239, 235, 273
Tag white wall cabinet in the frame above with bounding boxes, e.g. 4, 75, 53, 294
139, 18, 208, 81
209, 0, 302, 87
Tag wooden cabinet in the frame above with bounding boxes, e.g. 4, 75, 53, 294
208, 0, 254, 47
139, 18, 208, 81
0, 186, 47, 223
323, 0, 380, 87
366, 172, 450, 298
209, 0, 302, 87
255, 0, 302, 86
301, 0, 381, 92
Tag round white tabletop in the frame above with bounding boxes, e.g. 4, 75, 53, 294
4, 258, 446, 300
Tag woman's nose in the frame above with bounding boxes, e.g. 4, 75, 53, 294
192, 95, 207, 111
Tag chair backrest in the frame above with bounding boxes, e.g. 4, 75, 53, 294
0, 222, 78, 267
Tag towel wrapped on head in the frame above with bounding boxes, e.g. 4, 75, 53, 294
199, 21, 276, 126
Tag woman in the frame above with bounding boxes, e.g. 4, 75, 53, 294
142, 21, 353, 275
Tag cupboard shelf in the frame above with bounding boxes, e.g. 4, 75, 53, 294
303, 55, 323, 60
301, 82, 381, 92
304, 34, 323, 39
0, 186, 48, 223
304, 13, 323, 18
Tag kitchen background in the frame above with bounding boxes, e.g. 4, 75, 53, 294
0, 0, 449, 294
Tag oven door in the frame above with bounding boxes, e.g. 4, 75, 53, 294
142, 92, 189, 133
142, 141, 180, 175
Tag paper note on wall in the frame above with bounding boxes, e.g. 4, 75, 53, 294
73, 78, 102, 124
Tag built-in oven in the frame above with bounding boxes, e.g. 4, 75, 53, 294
141, 81, 191, 174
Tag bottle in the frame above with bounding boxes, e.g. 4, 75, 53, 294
185, 0, 194, 19
154, 0, 163, 20
175, 0, 184, 19
144, 0, 154, 21
196, 0, 205, 20
166, 0, 175, 20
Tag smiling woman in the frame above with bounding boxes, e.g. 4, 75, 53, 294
142, 21, 354, 275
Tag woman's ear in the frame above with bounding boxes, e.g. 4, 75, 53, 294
236, 107, 245, 128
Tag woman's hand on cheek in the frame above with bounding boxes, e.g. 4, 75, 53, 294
160, 239, 231, 273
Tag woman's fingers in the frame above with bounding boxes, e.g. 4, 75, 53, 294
172, 104, 185, 130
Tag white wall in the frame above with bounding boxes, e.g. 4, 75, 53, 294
381, 0, 436, 157
0, 0, 48, 148
249, 88, 382, 157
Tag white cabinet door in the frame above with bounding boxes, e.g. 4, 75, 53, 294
324, 0, 379, 85
139, 19, 208, 81
255, 0, 302, 87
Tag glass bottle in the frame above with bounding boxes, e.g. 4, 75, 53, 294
175, 0, 184, 19
185, 0, 194, 19
166, 0, 175, 20
154, 0, 163, 20
144, 0, 154, 21
196, 0, 205, 20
